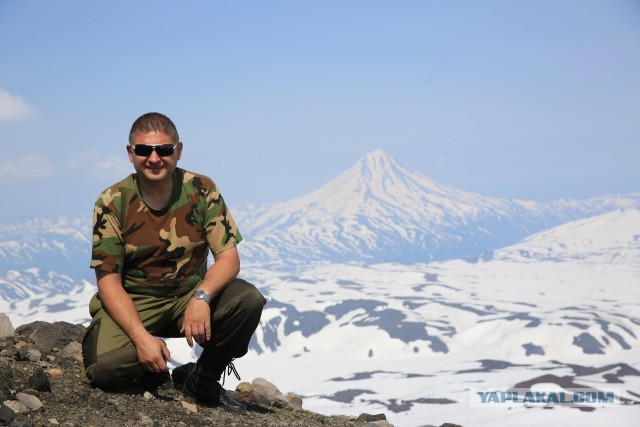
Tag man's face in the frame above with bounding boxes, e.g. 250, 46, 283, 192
127, 132, 182, 185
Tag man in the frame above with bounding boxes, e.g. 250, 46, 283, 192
82, 112, 265, 413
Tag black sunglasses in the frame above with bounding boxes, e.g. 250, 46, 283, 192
129, 143, 177, 157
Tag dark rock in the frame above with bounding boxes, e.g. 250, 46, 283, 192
29, 367, 52, 392
357, 413, 387, 422
0, 365, 13, 398
440, 424, 464, 427
0, 404, 15, 424
15, 322, 85, 351
0, 385, 11, 401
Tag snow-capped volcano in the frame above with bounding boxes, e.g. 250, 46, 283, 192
236, 150, 639, 265
1, 150, 637, 268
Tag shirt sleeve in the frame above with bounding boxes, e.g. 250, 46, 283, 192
90, 187, 125, 273
202, 181, 243, 255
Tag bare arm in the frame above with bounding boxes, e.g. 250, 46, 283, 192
199, 245, 240, 297
180, 246, 240, 347
96, 270, 170, 372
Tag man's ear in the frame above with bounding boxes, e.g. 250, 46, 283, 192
176, 141, 183, 160
127, 144, 134, 162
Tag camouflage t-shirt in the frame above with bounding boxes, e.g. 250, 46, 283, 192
90, 168, 243, 296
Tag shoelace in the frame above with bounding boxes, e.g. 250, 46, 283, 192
221, 359, 241, 387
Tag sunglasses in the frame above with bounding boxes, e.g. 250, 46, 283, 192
129, 143, 177, 157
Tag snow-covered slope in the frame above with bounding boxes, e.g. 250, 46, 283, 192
0, 268, 93, 325
0, 217, 91, 279
494, 208, 640, 263
227, 210, 640, 426
226, 256, 639, 426
241, 208, 640, 360
0, 217, 94, 324
235, 150, 639, 265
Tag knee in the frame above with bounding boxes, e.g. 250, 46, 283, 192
233, 278, 267, 312
84, 347, 142, 390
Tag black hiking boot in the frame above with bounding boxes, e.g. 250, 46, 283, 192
140, 370, 173, 395
176, 354, 246, 413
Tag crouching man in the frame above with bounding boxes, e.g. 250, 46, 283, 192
82, 112, 265, 413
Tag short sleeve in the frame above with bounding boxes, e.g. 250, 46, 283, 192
90, 187, 125, 273
202, 183, 243, 255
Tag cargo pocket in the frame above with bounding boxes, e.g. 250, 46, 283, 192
82, 318, 101, 370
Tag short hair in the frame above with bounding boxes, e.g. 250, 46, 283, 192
129, 112, 179, 145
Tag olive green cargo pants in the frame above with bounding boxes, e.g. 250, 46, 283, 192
82, 278, 265, 390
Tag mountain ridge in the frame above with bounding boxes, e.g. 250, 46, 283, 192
1, 150, 638, 269
494, 208, 640, 263
235, 149, 640, 265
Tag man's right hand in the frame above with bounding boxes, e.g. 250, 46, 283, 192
134, 333, 171, 373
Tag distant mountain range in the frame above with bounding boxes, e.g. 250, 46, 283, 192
235, 149, 640, 265
0, 217, 91, 279
0, 150, 638, 275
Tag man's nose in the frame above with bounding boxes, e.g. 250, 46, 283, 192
148, 149, 162, 162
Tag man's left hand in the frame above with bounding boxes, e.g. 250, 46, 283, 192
181, 298, 212, 348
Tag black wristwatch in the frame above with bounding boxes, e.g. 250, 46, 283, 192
192, 289, 211, 304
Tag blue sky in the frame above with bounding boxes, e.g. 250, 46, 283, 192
1, 0, 639, 222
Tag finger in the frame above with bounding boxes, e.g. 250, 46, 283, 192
204, 324, 211, 341
184, 325, 194, 348
197, 323, 206, 341
158, 357, 168, 372
161, 342, 171, 362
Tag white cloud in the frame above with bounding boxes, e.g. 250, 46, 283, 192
0, 88, 39, 122
0, 155, 54, 184
92, 155, 132, 180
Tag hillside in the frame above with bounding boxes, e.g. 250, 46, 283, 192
0, 318, 413, 427
494, 208, 640, 263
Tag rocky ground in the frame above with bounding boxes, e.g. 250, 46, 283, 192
0, 317, 463, 427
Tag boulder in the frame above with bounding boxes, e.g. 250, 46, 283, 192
16, 393, 43, 412
15, 321, 85, 351
251, 377, 297, 410
60, 341, 83, 363
0, 314, 15, 340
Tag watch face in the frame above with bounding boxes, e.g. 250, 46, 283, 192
194, 290, 209, 303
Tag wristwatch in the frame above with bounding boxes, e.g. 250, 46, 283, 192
192, 290, 211, 304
